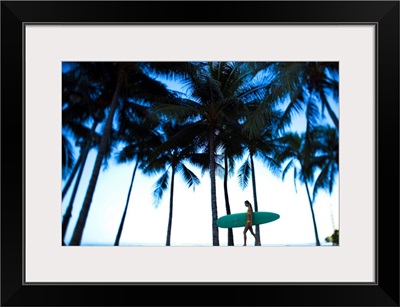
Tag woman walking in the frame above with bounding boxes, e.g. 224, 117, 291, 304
243, 200, 260, 246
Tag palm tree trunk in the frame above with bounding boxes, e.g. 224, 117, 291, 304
304, 181, 321, 246
250, 154, 261, 246
62, 121, 98, 200
62, 140, 91, 245
62, 149, 84, 200
223, 155, 234, 246
166, 167, 175, 246
114, 159, 139, 246
209, 128, 219, 246
70, 65, 126, 246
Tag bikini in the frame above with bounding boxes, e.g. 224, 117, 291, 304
246, 209, 251, 223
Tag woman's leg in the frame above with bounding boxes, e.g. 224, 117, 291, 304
243, 225, 249, 246
249, 227, 260, 245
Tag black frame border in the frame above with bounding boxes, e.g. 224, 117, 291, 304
1, 1, 399, 306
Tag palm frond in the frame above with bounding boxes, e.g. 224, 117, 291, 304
62, 120, 95, 144
153, 171, 170, 206
228, 156, 238, 177
277, 94, 305, 133
116, 144, 139, 163
178, 164, 200, 190
292, 167, 299, 193
238, 158, 251, 189
151, 100, 200, 122
305, 94, 323, 130
313, 159, 338, 199
187, 152, 210, 175
140, 62, 202, 81
281, 159, 295, 181
256, 153, 282, 178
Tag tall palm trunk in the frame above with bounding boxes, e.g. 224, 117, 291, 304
70, 66, 126, 246
166, 167, 176, 246
209, 128, 219, 246
114, 159, 139, 246
62, 155, 82, 200
250, 154, 261, 246
62, 140, 91, 245
62, 122, 99, 200
223, 155, 234, 246
304, 180, 321, 246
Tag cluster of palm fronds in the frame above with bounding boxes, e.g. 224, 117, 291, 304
62, 62, 339, 246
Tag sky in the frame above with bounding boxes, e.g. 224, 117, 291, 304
62, 67, 339, 247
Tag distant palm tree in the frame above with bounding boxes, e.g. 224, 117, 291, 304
238, 107, 282, 245
310, 125, 339, 200
275, 126, 337, 246
113, 102, 162, 246
143, 122, 200, 246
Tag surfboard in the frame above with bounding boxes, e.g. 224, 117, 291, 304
217, 211, 280, 228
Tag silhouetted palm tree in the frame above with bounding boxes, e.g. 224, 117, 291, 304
62, 66, 108, 245
62, 135, 94, 245
142, 122, 200, 246
152, 62, 276, 245
113, 102, 162, 246
310, 125, 339, 200
217, 123, 244, 246
250, 62, 338, 131
238, 107, 282, 245
275, 126, 337, 246
62, 65, 106, 196
69, 62, 194, 245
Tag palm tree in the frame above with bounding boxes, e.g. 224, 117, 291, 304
142, 121, 200, 246
113, 102, 162, 246
62, 66, 108, 245
69, 62, 195, 245
152, 62, 280, 245
310, 125, 339, 200
68, 62, 124, 245
62, 137, 92, 245
237, 107, 282, 245
217, 123, 244, 246
150, 64, 222, 246
61, 64, 86, 180
245, 62, 338, 139
62, 65, 106, 197
238, 62, 338, 246
63, 118, 118, 245
61, 121, 100, 199
308, 125, 339, 243
299, 62, 339, 129
275, 126, 337, 246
